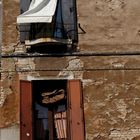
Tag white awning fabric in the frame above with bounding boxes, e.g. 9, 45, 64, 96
17, 0, 58, 24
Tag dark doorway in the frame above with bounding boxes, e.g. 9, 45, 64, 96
32, 80, 67, 140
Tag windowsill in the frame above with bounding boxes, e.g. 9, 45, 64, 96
25, 38, 73, 46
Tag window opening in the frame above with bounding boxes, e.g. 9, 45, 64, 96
17, 0, 78, 48
33, 80, 67, 140
20, 80, 85, 140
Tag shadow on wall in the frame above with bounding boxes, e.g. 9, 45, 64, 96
27, 44, 68, 53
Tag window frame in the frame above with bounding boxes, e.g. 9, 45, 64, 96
20, 80, 85, 140
18, 0, 78, 46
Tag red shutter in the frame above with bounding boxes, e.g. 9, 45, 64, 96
20, 80, 33, 140
67, 80, 85, 140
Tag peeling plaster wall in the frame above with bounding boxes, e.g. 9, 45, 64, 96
77, 0, 140, 52
0, 0, 20, 139
1, 0, 140, 140
83, 70, 140, 140
2, 0, 19, 50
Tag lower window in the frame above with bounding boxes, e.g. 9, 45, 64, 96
20, 80, 85, 140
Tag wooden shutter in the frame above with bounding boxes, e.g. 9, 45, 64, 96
67, 80, 85, 140
19, 0, 31, 42
60, 0, 78, 42
20, 80, 33, 140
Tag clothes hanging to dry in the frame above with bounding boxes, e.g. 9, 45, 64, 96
42, 89, 66, 104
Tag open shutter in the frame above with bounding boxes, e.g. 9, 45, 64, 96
67, 80, 85, 140
61, 0, 78, 42
19, 0, 31, 42
20, 80, 33, 140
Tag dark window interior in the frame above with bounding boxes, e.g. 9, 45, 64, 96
32, 80, 67, 140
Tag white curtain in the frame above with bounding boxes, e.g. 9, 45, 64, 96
17, 0, 58, 24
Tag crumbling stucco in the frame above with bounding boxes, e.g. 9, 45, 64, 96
2, 0, 19, 48
83, 70, 140, 140
0, 58, 16, 107
109, 128, 140, 140
0, 72, 19, 127
58, 57, 84, 79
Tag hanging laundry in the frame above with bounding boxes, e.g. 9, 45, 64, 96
42, 89, 66, 104
17, 0, 58, 24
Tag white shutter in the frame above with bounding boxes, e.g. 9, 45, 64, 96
17, 0, 58, 24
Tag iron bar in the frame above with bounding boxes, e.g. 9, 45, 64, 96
2, 51, 140, 58
1, 68, 140, 73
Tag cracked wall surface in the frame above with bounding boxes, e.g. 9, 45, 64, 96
78, 0, 140, 52
1, 0, 140, 140
83, 70, 140, 140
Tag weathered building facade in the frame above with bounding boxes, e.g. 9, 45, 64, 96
1, 0, 140, 140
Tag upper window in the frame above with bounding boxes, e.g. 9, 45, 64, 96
17, 0, 78, 47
